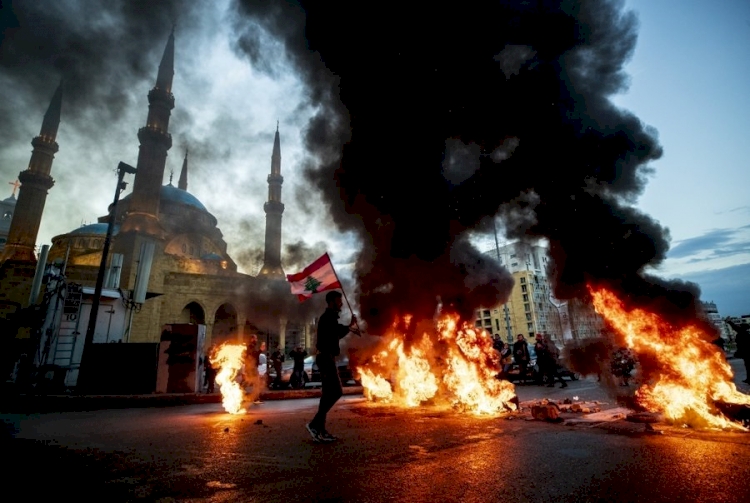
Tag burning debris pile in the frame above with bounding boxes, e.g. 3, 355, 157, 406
210, 342, 248, 415
358, 314, 517, 415
590, 285, 750, 430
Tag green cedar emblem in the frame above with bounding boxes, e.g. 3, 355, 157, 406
305, 275, 322, 293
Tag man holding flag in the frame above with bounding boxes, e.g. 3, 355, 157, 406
287, 253, 360, 443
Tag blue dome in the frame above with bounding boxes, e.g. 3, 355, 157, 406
201, 253, 223, 261
118, 185, 208, 212
69, 223, 119, 235
159, 185, 207, 211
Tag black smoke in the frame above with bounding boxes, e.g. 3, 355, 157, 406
1, 1, 699, 334
0, 1, 210, 142
230, 0, 704, 333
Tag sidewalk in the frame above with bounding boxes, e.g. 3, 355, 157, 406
0, 385, 365, 414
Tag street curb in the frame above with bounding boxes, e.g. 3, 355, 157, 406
0, 386, 364, 414
260, 386, 363, 401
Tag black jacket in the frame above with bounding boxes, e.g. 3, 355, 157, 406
729, 321, 749, 357
316, 308, 351, 356
513, 340, 530, 362
289, 349, 307, 370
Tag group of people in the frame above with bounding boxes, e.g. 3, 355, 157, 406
202, 337, 314, 396
494, 333, 567, 387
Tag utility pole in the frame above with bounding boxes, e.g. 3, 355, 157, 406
493, 219, 513, 341
77, 162, 136, 390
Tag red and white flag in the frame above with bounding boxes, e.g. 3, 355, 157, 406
286, 253, 342, 302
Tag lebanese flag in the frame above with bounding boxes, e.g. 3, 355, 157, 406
287, 253, 342, 301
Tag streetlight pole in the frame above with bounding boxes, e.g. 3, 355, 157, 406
492, 219, 513, 342
77, 162, 136, 390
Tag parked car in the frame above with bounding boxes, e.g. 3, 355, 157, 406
310, 356, 361, 387
504, 357, 539, 383
267, 356, 315, 389
553, 362, 581, 382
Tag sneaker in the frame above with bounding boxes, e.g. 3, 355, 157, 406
318, 430, 338, 442
305, 423, 322, 442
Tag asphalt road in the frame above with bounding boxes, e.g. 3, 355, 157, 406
3, 360, 750, 503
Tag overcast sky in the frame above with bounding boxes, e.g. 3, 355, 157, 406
1, 0, 748, 316
614, 0, 750, 316
0, 0, 358, 279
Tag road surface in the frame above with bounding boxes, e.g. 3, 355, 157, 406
3, 361, 750, 502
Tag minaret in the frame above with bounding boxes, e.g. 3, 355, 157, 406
118, 28, 175, 237
1, 82, 62, 263
259, 124, 285, 279
178, 150, 188, 190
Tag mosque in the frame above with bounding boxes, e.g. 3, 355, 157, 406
0, 29, 308, 382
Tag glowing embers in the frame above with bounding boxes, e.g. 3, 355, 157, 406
358, 314, 517, 415
211, 342, 247, 415
589, 286, 750, 430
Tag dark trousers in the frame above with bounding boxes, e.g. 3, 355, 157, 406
311, 353, 342, 430
517, 361, 528, 382
540, 359, 563, 384
273, 363, 283, 386
544, 363, 564, 384
291, 368, 308, 388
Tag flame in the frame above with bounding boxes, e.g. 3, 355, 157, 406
211, 342, 247, 415
359, 367, 393, 401
589, 285, 750, 430
357, 314, 517, 415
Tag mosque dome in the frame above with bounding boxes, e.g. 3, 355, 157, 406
69, 223, 119, 235
158, 184, 207, 211
118, 184, 207, 212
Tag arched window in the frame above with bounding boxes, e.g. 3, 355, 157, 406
212, 303, 238, 344
181, 302, 205, 325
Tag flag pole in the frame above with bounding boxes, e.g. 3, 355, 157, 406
326, 253, 362, 336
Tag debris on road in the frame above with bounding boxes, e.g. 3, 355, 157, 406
531, 403, 563, 423
522, 398, 604, 415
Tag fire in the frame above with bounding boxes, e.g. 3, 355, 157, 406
357, 314, 517, 415
590, 285, 750, 430
359, 367, 393, 401
210, 342, 247, 415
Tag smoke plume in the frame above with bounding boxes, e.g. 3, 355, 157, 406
230, 0, 704, 333
0, 1, 206, 141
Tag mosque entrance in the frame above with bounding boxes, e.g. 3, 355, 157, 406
212, 303, 238, 345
